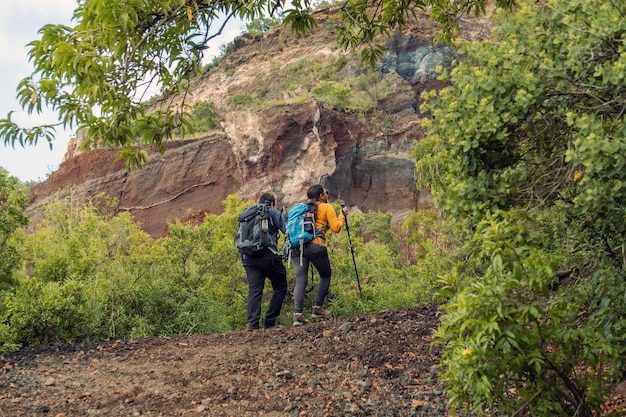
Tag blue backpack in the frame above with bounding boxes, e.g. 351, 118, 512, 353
286, 203, 317, 248
285, 203, 320, 265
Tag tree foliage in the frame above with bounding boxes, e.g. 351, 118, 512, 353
417, 0, 626, 414
175, 100, 221, 136
0, 0, 514, 169
246, 15, 283, 39
0, 169, 29, 289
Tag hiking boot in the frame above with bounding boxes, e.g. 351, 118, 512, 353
311, 305, 332, 320
264, 323, 284, 330
293, 313, 309, 326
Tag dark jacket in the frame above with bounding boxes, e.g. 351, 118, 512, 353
268, 207, 286, 237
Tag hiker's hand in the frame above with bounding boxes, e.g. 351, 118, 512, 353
341, 206, 348, 217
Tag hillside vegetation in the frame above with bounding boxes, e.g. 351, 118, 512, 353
0, 187, 446, 353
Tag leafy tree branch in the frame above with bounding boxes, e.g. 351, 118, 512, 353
1, 0, 514, 168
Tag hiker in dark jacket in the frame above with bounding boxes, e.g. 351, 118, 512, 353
240, 193, 287, 330
291, 184, 348, 326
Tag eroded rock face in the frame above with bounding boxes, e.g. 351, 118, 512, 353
28, 98, 425, 237
377, 32, 458, 83
26, 9, 492, 237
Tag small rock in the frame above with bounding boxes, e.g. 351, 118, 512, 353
412, 399, 427, 408
276, 370, 293, 379
343, 403, 361, 413
44, 377, 56, 386
338, 322, 353, 332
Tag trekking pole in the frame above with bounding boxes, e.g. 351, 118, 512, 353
341, 204, 365, 313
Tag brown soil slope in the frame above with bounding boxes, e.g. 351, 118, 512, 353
2, 304, 626, 416
1, 305, 450, 417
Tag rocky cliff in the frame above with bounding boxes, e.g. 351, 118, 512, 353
26, 6, 492, 237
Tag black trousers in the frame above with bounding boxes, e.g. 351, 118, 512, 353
241, 251, 287, 329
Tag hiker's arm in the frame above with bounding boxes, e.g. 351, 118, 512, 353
324, 204, 345, 233
271, 209, 286, 234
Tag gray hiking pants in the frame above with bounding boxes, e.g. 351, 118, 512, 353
291, 243, 331, 313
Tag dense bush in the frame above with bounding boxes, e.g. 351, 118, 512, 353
418, 0, 626, 415
0, 169, 29, 289
0, 192, 434, 353
182, 100, 221, 135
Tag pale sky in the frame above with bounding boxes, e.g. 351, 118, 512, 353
0, 0, 76, 182
0, 1, 242, 183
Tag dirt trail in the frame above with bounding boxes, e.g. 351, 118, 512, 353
1, 304, 452, 417
3, 303, 626, 416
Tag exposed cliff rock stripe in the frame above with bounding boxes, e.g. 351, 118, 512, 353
118, 181, 215, 211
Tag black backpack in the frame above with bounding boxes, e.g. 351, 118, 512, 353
235, 204, 277, 256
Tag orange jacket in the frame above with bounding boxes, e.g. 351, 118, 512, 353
312, 202, 345, 246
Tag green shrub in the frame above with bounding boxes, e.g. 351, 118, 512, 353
5, 278, 104, 348
246, 16, 282, 39
319, 211, 444, 317
226, 93, 256, 109
0, 169, 29, 288
0, 322, 19, 353
312, 80, 351, 109
188, 100, 221, 133
1, 192, 440, 353
434, 211, 626, 416
417, 0, 626, 414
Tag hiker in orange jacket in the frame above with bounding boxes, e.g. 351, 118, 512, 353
291, 184, 348, 326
